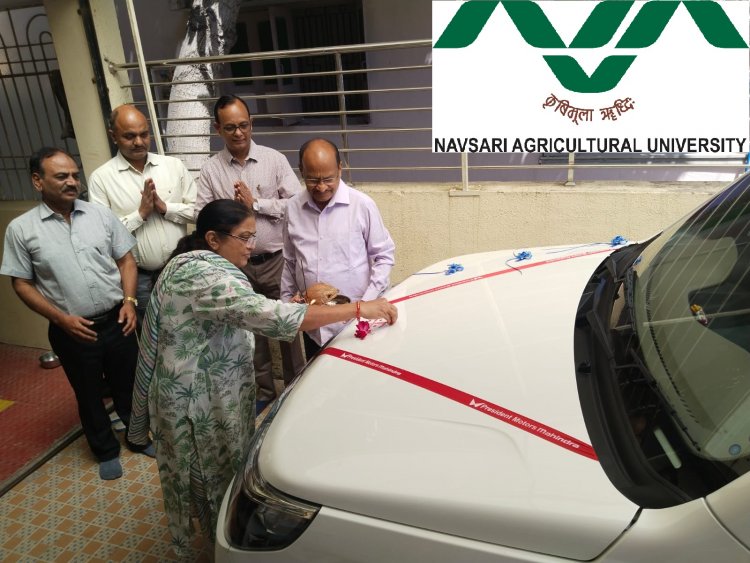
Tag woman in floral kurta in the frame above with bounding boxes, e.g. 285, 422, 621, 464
128, 200, 397, 556
126, 199, 305, 556
131, 249, 305, 554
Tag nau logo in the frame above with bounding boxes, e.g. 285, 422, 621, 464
434, 0, 747, 93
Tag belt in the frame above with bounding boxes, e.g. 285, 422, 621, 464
137, 267, 155, 275
249, 249, 282, 265
86, 305, 120, 324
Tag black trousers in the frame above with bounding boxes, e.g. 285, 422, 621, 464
303, 332, 322, 360
48, 306, 139, 462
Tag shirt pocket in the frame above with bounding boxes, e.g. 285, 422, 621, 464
155, 178, 175, 203
84, 243, 117, 273
328, 228, 367, 272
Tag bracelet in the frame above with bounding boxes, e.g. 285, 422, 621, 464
356, 301, 361, 320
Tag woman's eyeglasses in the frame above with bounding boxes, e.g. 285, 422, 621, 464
219, 231, 257, 245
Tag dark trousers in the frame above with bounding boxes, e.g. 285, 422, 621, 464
135, 268, 154, 329
242, 251, 305, 401
303, 332, 322, 360
48, 307, 139, 462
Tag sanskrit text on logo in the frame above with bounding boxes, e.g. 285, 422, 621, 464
434, 0, 747, 93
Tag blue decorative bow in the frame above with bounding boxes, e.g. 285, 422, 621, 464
505, 250, 532, 274
445, 263, 464, 275
547, 235, 629, 254
415, 262, 465, 276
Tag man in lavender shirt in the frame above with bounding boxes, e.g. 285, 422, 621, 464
196, 95, 304, 412
281, 138, 395, 356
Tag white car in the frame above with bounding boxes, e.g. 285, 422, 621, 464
216, 177, 750, 562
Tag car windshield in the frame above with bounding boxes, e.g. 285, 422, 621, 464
631, 174, 750, 466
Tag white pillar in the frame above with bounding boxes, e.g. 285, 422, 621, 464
90, 0, 133, 109
43, 0, 129, 175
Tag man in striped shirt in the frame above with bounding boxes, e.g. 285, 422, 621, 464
196, 95, 304, 413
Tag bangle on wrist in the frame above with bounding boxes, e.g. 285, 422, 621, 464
356, 301, 361, 320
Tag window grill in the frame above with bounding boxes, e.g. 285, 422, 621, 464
0, 7, 81, 201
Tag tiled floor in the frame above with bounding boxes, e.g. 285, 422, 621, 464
0, 340, 283, 562
0, 432, 212, 562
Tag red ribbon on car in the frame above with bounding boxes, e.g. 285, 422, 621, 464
390, 247, 614, 304
322, 347, 598, 461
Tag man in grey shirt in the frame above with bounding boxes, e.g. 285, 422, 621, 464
1, 147, 154, 480
196, 95, 304, 412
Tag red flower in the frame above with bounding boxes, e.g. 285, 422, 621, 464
354, 320, 371, 339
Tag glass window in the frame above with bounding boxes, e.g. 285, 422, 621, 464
633, 174, 750, 466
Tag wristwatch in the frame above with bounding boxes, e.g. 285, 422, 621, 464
123, 296, 139, 307
252, 201, 260, 212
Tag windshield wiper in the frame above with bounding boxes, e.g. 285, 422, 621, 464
574, 243, 691, 508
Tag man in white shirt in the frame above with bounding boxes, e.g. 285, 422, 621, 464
88, 104, 196, 323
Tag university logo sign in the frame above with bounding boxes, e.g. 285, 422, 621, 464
435, 1, 747, 93
432, 0, 750, 154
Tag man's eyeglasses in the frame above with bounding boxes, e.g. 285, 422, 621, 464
219, 231, 257, 245
303, 175, 339, 188
221, 122, 251, 134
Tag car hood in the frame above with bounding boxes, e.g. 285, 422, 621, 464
260, 246, 639, 560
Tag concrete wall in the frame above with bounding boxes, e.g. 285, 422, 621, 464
0, 181, 725, 347
369, 181, 724, 282
0, 202, 50, 349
